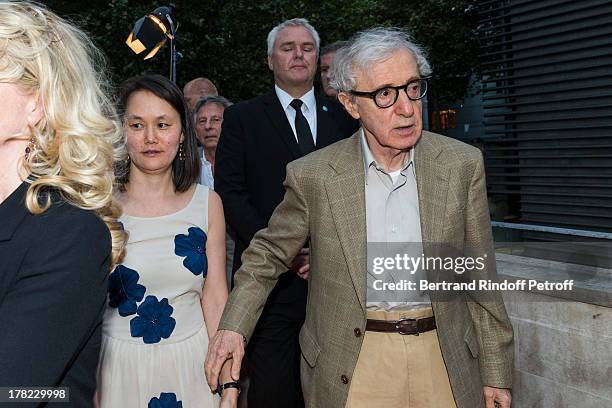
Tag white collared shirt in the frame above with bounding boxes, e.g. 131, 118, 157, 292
274, 85, 317, 145
360, 129, 430, 311
198, 147, 214, 189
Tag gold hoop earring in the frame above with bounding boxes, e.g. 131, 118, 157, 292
179, 142, 185, 161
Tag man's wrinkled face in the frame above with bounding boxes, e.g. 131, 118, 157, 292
195, 102, 224, 151
320, 51, 337, 97
268, 26, 318, 90
339, 49, 423, 153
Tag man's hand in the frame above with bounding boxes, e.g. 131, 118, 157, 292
219, 388, 239, 408
291, 248, 310, 280
204, 330, 245, 392
483, 386, 511, 408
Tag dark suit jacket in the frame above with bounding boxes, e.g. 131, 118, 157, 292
0, 182, 111, 407
215, 90, 358, 293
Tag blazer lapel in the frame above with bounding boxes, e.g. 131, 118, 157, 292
324, 133, 367, 311
0, 181, 29, 242
262, 92, 301, 159
0, 182, 29, 302
415, 132, 450, 245
323, 131, 450, 311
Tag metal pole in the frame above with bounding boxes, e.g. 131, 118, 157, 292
491, 221, 612, 240
168, 13, 177, 83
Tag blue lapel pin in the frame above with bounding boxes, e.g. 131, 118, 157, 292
322, 105, 329, 112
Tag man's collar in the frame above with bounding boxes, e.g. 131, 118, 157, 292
359, 128, 415, 177
198, 146, 212, 165
275, 84, 316, 113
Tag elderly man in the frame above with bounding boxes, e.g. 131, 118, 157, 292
183, 77, 218, 112
193, 95, 232, 188
214, 18, 357, 408
319, 40, 347, 98
193, 95, 236, 291
207, 28, 513, 408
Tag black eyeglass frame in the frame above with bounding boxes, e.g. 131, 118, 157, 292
349, 77, 430, 109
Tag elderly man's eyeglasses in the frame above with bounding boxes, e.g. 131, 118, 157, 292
350, 78, 429, 108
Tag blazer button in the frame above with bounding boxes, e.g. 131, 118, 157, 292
354, 328, 362, 337
341, 375, 349, 384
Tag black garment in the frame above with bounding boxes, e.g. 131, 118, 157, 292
215, 90, 358, 407
289, 99, 315, 155
0, 182, 111, 408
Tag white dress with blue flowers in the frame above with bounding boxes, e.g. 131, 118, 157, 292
97, 185, 218, 408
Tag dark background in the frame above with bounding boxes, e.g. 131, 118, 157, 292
45, 0, 480, 105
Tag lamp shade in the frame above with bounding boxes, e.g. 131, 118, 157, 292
126, 6, 175, 60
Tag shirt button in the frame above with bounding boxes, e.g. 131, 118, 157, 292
341, 375, 349, 384
354, 328, 362, 337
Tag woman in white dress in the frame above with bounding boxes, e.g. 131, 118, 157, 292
96, 74, 237, 408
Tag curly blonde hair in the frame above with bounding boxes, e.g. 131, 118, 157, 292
0, 1, 126, 267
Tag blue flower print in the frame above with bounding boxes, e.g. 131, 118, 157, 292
148, 392, 183, 408
174, 226, 208, 276
130, 296, 176, 344
108, 265, 146, 316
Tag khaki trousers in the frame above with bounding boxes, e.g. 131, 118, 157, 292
345, 308, 457, 408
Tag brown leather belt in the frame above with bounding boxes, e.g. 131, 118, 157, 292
365, 316, 436, 335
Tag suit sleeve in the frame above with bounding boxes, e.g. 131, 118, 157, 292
464, 152, 515, 389
217, 163, 310, 339
215, 106, 268, 246
0, 209, 110, 390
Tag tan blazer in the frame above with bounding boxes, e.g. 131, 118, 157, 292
219, 131, 514, 408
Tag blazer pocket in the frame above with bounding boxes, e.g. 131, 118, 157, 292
299, 324, 321, 368
464, 324, 480, 358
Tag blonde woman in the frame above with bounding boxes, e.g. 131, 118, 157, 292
96, 75, 235, 408
0, 2, 125, 406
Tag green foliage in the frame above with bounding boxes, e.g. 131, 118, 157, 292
45, 0, 480, 104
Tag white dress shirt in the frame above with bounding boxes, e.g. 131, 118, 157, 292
361, 129, 430, 311
274, 85, 317, 145
198, 147, 214, 189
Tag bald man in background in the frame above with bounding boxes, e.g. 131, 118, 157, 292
184, 77, 219, 112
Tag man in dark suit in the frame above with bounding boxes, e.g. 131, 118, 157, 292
215, 17, 357, 408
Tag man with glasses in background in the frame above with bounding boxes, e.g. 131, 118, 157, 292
207, 27, 514, 408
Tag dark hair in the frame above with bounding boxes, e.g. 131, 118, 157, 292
320, 40, 348, 57
193, 95, 233, 123
117, 74, 200, 192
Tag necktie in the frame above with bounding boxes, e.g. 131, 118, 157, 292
290, 99, 315, 155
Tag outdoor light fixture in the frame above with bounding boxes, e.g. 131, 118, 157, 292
126, 5, 179, 82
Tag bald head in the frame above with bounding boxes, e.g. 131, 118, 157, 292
183, 77, 218, 111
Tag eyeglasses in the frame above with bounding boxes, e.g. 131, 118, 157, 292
350, 77, 429, 108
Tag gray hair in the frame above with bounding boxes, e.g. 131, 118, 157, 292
193, 95, 233, 121
320, 40, 348, 57
266, 18, 320, 56
330, 27, 432, 93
